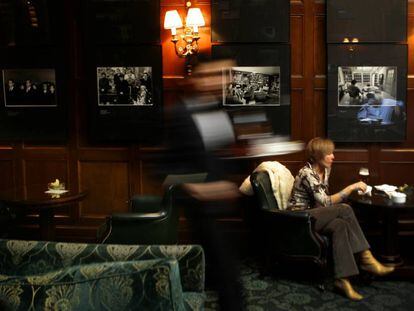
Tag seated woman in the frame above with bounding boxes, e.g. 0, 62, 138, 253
289, 137, 394, 301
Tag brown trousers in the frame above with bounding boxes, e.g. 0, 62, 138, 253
308, 204, 370, 278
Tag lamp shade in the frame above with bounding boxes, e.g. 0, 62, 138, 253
186, 8, 205, 27
164, 10, 183, 29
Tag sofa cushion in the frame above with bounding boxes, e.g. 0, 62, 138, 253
0, 240, 205, 293
0, 259, 186, 311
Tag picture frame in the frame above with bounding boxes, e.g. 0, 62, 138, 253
212, 44, 291, 136
88, 45, 162, 142
0, 47, 67, 142
222, 66, 281, 106
97, 66, 153, 107
86, 0, 160, 45
327, 0, 407, 43
337, 66, 397, 107
327, 44, 407, 142
3, 69, 57, 108
211, 0, 289, 43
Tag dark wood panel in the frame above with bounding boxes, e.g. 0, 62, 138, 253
333, 149, 370, 162
0, 160, 15, 190
79, 162, 129, 217
78, 149, 130, 161
139, 160, 165, 196
22, 147, 68, 159
0, 146, 14, 159
314, 15, 326, 77
380, 163, 414, 186
313, 90, 326, 137
290, 15, 304, 77
290, 89, 303, 140
24, 160, 69, 193
380, 149, 414, 162
330, 162, 368, 193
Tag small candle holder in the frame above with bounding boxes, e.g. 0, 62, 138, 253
48, 182, 66, 191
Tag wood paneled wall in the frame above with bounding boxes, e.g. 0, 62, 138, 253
1, 0, 414, 242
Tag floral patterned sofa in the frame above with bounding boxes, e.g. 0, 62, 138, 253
0, 239, 205, 310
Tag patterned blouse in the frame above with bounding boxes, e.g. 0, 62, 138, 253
288, 162, 332, 210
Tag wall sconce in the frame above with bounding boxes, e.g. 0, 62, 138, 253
164, 1, 205, 61
342, 37, 359, 52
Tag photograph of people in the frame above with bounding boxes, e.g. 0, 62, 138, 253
2, 69, 57, 107
338, 66, 397, 107
223, 66, 280, 106
96, 66, 153, 106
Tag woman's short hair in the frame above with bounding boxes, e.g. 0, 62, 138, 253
306, 137, 335, 163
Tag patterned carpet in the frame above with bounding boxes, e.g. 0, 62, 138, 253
204, 259, 414, 311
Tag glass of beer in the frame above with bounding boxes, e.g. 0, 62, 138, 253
359, 167, 369, 184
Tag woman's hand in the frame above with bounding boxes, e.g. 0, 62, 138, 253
351, 181, 367, 192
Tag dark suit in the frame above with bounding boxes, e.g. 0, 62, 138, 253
116, 80, 130, 105
5, 87, 17, 104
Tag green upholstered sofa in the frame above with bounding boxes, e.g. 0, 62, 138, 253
0, 239, 205, 310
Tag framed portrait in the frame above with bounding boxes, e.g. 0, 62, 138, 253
327, 0, 407, 43
86, 0, 160, 45
97, 66, 153, 106
88, 45, 162, 142
212, 44, 290, 136
0, 47, 67, 142
211, 0, 289, 43
327, 44, 407, 142
222, 66, 281, 106
3, 69, 57, 107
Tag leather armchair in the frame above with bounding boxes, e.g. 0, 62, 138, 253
99, 173, 207, 245
250, 171, 329, 282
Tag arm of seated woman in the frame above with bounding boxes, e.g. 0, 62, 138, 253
330, 181, 367, 204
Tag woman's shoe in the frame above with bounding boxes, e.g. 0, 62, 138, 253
360, 250, 394, 276
334, 278, 363, 301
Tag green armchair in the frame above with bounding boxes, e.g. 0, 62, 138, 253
250, 171, 329, 283
99, 173, 207, 245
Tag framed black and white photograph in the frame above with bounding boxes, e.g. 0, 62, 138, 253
0, 47, 68, 142
338, 66, 397, 107
212, 44, 290, 136
327, 44, 407, 142
327, 0, 407, 43
211, 0, 289, 43
3, 69, 57, 107
88, 46, 162, 142
97, 66, 153, 106
222, 66, 280, 106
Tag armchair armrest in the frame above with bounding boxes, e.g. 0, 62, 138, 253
130, 195, 163, 213
111, 210, 167, 222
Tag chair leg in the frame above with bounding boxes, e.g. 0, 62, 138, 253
315, 263, 328, 292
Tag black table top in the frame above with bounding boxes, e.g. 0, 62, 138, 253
349, 191, 414, 210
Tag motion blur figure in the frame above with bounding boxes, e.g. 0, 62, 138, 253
165, 59, 245, 310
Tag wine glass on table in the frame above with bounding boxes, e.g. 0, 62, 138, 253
359, 167, 370, 184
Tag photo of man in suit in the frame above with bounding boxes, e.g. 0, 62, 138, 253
3, 69, 57, 107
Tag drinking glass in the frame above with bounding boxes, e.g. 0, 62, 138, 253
359, 167, 369, 184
